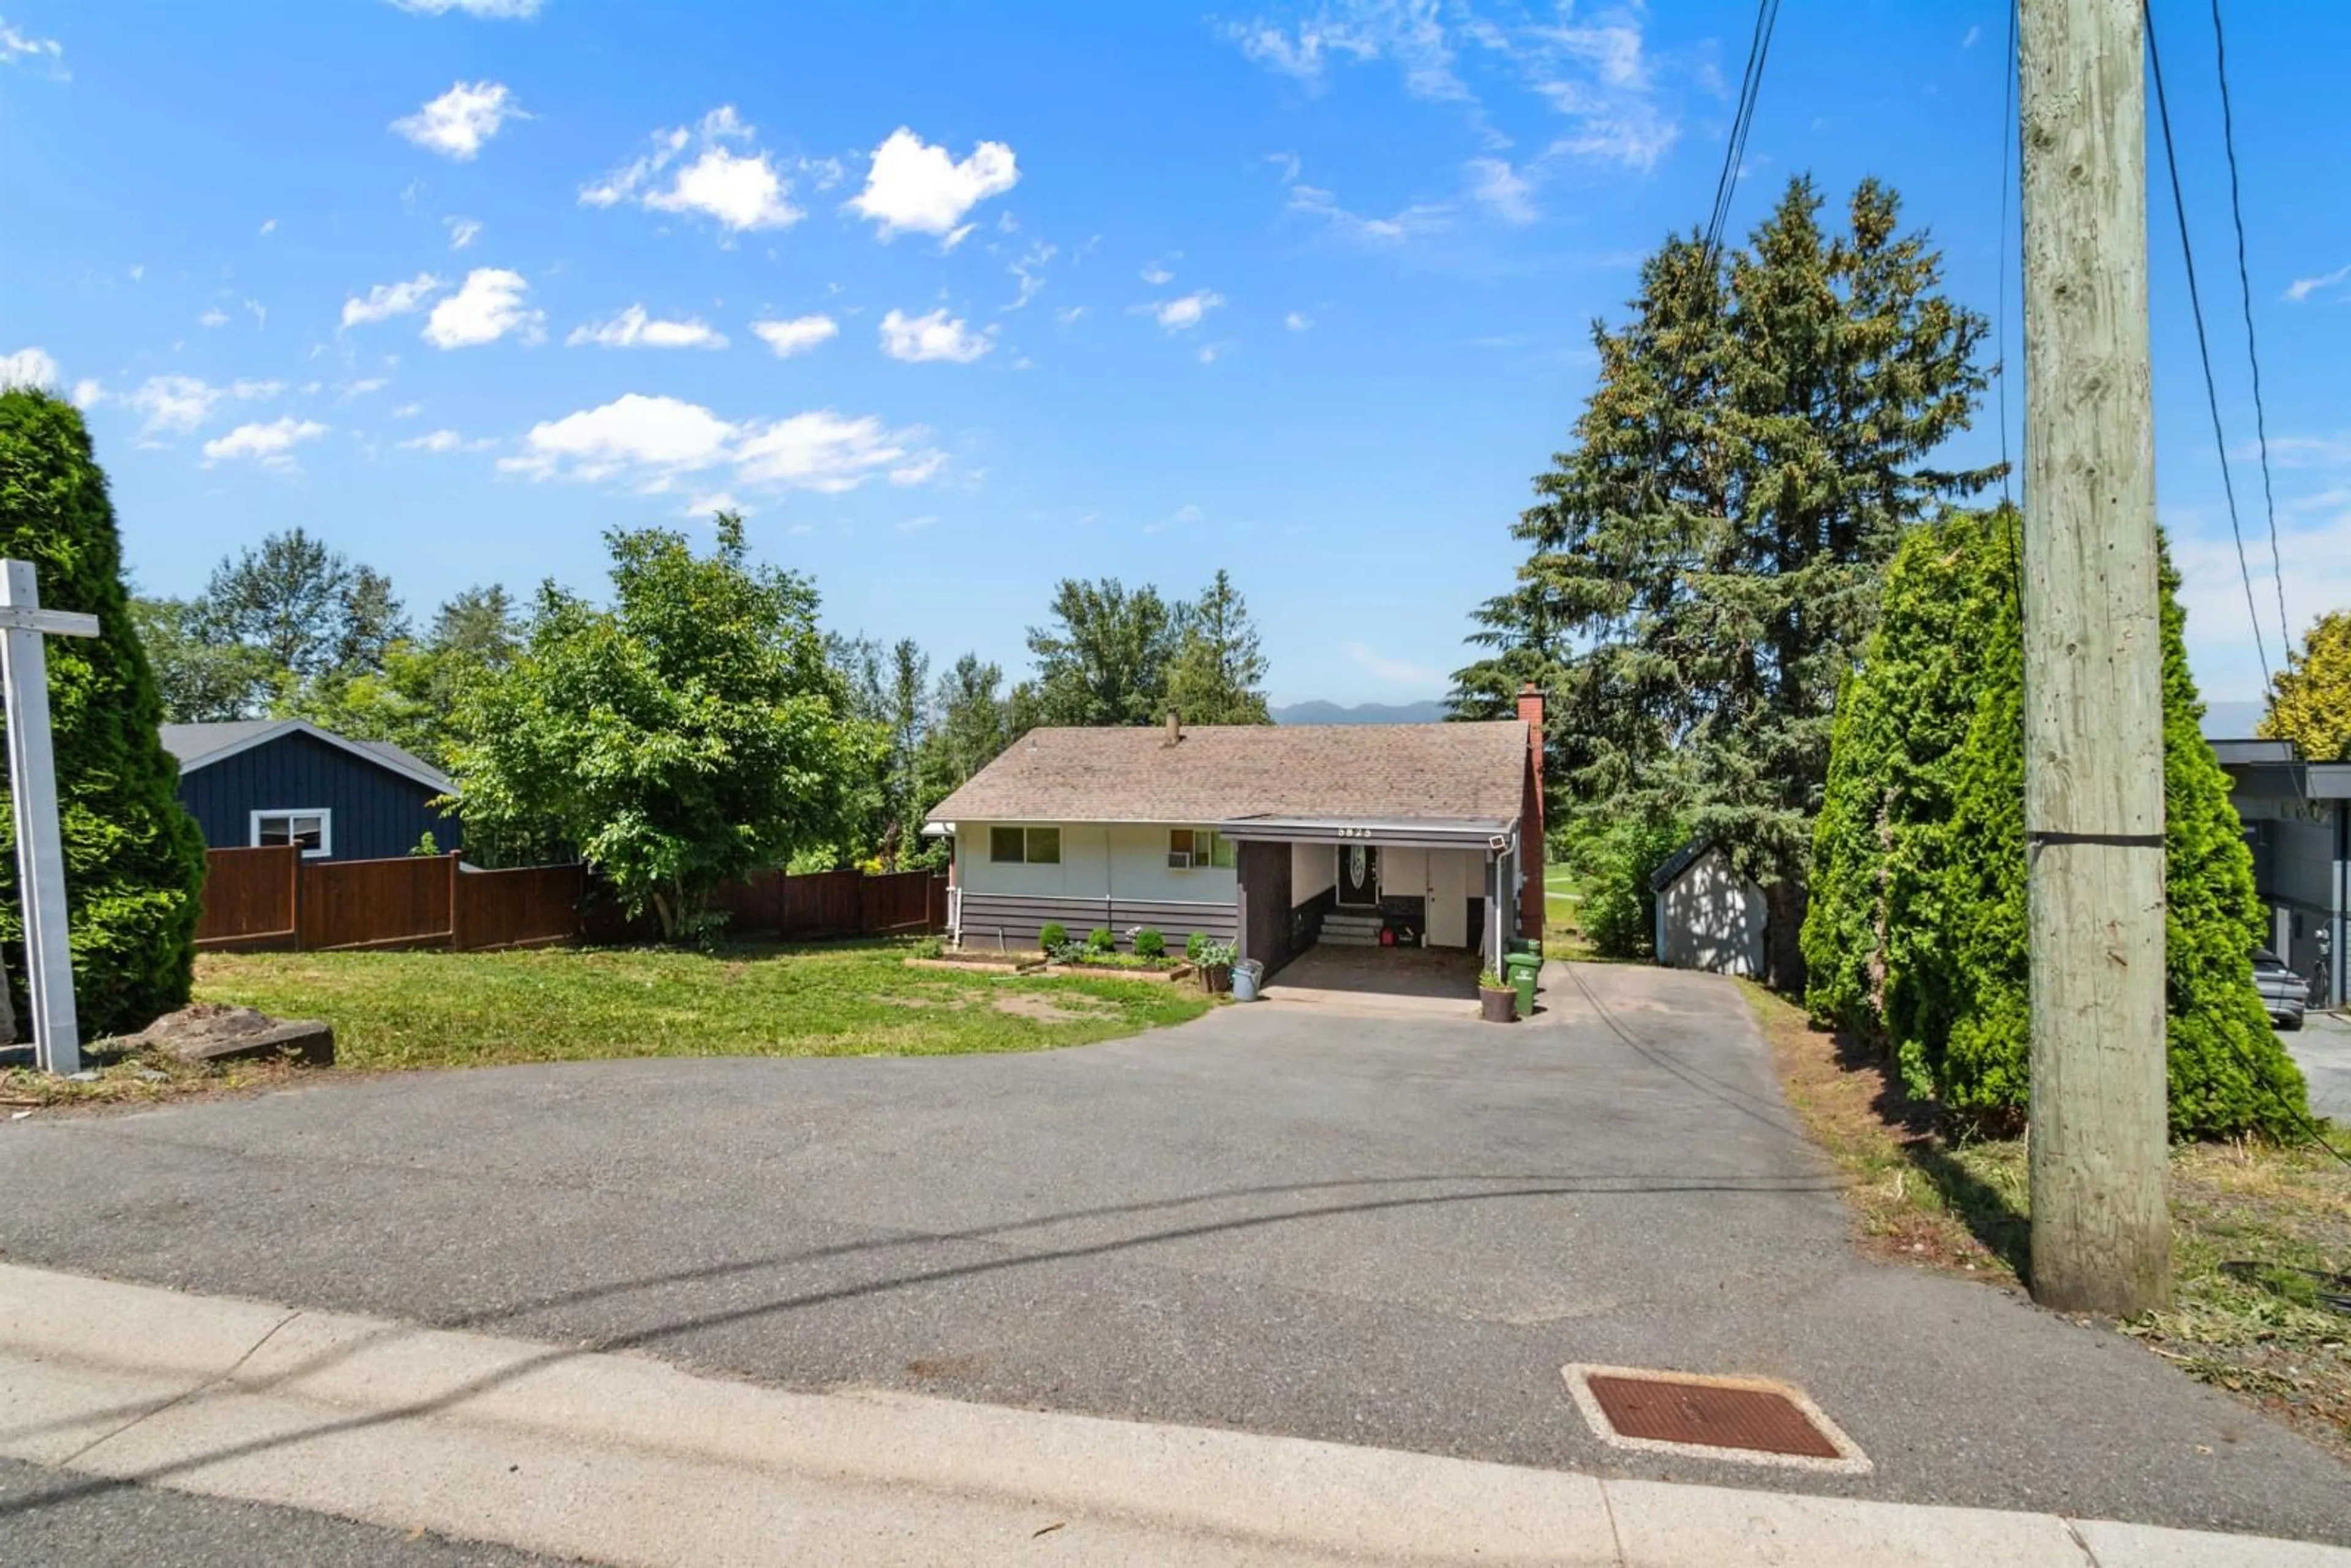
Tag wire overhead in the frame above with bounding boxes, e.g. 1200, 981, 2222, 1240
2205, 0, 2293, 665
2141, 0, 2272, 691
1996, 0, 2019, 507
1700, 0, 1783, 273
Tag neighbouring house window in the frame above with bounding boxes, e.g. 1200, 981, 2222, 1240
990, 826, 1062, 865
1169, 829, 1236, 870
252, 809, 331, 858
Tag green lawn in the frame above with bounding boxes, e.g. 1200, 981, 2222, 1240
190, 940, 1213, 1072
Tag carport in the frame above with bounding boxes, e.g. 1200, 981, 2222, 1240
1223, 814, 1521, 985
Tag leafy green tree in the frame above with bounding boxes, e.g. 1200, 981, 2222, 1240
200, 527, 407, 680
1168, 569, 1272, 724
1026, 577, 1179, 727
451, 515, 874, 940
920, 653, 1010, 803
2261, 609, 2351, 762
1806, 509, 2306, 1136
280, 584, 523, 768
1454, 178, 1995, 988
0, 389, 208, 1036
129, 595, 279, 721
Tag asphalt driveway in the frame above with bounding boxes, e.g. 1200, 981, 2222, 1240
0, 961, 2342, 1544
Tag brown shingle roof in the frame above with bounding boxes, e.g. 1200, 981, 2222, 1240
926, 721, 1531, 826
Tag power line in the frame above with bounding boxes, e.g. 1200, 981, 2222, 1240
1997, 0, 2019, 509
2142, 0, 2272, 691
1700, 0, 1782, 272
2205, 0, 2294, 667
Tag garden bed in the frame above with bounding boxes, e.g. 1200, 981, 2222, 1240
1043, 961, 1193, 984
904, 953, 1048, 974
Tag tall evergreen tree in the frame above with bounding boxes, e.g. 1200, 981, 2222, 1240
0, 389, 208, 1036
1454, 178, 1995, 986
1168, 569, 1272, 724
883, 637, 929, 865
200, 527, 407, 680
1805, 509, 2306, 1136
1026, 577, 1178, 727
918, 653, 1010, 808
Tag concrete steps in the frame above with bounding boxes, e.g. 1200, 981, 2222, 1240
1320, 912, 1384, 947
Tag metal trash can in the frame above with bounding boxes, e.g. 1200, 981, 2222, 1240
1231, 958, 1265, 1002
1503, 950, 1541, 1019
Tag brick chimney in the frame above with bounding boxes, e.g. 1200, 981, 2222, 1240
1517, 683, 1546, 940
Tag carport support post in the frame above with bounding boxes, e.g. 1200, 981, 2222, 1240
2018, 0, 2170, 1315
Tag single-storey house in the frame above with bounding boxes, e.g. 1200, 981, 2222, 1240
923, 691, 1547, 975
161, 719, 460, 863
1650, 840, 1767, 978
2202, 702, 2347, 1011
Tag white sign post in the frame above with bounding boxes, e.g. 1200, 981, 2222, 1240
0, 560, 100, 1076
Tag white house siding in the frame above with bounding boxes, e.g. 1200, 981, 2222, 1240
1291, 842, 1337, 902
950, 819, 1236, 950
1655, 847, 1767, 978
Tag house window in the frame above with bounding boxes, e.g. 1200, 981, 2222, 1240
1169, 829, 1235, 870
252, 809, 332, 858
989, 826, 1061, 865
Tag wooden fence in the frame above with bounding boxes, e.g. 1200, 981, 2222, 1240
196, 850, 942, 954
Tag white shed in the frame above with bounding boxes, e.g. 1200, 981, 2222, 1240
1650, 841, 1768, 978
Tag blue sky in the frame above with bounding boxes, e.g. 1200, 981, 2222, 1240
3, 1, 2345, 707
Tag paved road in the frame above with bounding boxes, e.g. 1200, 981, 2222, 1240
0, 1457, 574, 1567
2285, 1010, 2351, 1122
0, 962, 2343, 1548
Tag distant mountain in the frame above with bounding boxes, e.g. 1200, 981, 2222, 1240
1270, 699, 1451, 726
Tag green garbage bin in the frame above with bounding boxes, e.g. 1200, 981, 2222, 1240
1504, 950, 1542, 1019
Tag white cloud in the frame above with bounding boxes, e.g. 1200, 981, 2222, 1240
1140, 262, 1174, 285
1962, 24, 1982, 48
202, 417, 328, 469
391, 402, 424, 418
1003, 241, 1056, 311
848, 127, 1018, 239
878, 307, 993, 364
245, 298, 268, 329
70, 378, 103, 409
1284, 310, 1313, 332
399, 428, 492, 453
503, 392, 945, 498
126, 374, 280, 436
1056, 305, 1088, 324
423, 268, 542, 348
0, 346, 59, 387
198, 308, 230, 328
258, 218, 277, 236
751, 314, 838, 358
1286, 179, 1451, 242
1466, 157, 1537, 224
392, 80, 524, 161
445, 216, 482, 250
1197, 342, 1231, 365
2171, 511, 2351, 700
1343, 639, 1442, 690
887, 450, 947, 487
896, 514, 937, 534
582, 105, 800, 235
2283, 263, 2351, 304
566, 304, 727, 350
343, 272, 445, 328
680, 490, 751, 519
341, 377, 389, 397
1146, 291, 1224, 332
391, 0, 541, 15
0, 17, 66, 80
1223, 18, 1381, 91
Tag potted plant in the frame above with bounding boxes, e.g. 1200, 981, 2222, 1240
1194, 938, 1236, 994
1479, 966, 1517, 1023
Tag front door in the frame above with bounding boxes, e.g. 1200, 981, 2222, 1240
1337, 843, 1379, 907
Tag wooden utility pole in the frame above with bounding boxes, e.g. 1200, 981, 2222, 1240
2017, 0, 2171, 1315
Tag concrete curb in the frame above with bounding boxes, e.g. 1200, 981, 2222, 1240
0, 1263, 2340, 1567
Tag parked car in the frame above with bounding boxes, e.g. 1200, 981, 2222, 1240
2252, 949, 2306, 1030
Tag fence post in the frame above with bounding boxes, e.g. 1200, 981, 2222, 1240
447, 849, 465, 951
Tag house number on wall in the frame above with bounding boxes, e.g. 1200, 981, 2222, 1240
1335, 827, 1374, 839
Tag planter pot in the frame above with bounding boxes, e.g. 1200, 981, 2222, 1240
1479, 986, 1518, 1023
1199, 962, 1232, 995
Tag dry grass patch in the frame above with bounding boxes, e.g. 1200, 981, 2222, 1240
1745, 980, 2350, 1459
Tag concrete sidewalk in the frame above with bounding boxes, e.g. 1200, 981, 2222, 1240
0, 1264, 2342, 1567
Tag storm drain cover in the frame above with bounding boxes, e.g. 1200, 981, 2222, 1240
1562, 1365, 1870, 1475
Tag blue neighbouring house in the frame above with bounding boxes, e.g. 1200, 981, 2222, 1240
160, 719, 460, 863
